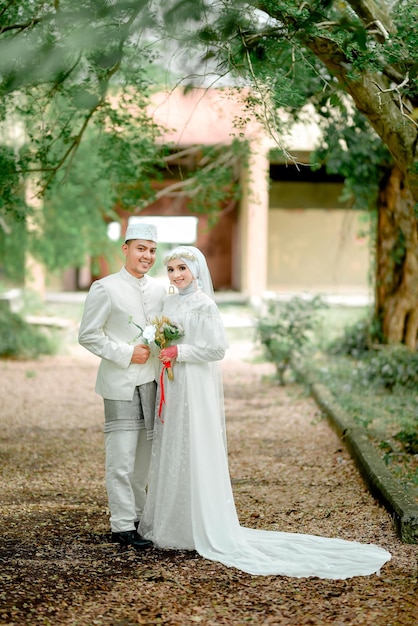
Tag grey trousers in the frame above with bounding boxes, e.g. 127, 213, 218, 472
103, 383, 156, 532
105, 428, 152, 532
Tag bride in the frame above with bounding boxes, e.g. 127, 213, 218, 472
140, 245, 391, 578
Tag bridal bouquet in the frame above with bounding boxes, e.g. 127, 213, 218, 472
129, 315, 184, 381
151, 316, 184, 380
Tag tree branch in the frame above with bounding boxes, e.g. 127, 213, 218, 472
373, 75, 417, 129
305, 35, 417, 185
133, 145, 241, 209
345, 0, 395, 36
0, 1, 18, 20
0, 18, 43, 35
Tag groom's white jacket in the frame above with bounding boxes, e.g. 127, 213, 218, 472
78, 267, 165, 401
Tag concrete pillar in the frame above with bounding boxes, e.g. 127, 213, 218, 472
239, 137, 270, 303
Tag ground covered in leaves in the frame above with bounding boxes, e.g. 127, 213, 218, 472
0, 336, 417, 625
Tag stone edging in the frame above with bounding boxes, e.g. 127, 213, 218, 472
310, 382, 418, 544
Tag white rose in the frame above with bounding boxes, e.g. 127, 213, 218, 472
143, 324, 156, 343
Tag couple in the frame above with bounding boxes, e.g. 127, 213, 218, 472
79, 222, 391, 579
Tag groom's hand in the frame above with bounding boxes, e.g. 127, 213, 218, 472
131, 344, 151, 364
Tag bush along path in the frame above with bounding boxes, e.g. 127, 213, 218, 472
0, 350, 416, 625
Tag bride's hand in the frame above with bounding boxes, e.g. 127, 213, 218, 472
159, 346, 178, 362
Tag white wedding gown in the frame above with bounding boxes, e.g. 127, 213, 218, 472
140, 288, 391, 578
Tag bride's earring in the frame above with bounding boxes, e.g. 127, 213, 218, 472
168, 284, 175, 295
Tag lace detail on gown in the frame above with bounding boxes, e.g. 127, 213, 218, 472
141, 362, 195, 549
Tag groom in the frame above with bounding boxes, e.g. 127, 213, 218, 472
78, 222, 165, 549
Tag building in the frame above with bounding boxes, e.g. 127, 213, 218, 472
53, 88, 374, 303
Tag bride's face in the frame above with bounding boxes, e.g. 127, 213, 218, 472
166, 258, 194, 290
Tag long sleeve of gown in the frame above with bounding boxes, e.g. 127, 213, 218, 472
177, 344, 225, 363
175, 298, 228, 363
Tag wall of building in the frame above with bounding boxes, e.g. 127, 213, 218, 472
268, 181, 372, 295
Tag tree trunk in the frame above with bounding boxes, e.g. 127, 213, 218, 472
375, 165, 418, 348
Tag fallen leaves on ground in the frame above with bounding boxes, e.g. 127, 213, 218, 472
0, 350, 416, 625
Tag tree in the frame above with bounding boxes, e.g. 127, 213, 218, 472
0, 0, 164, 284
154, 0, 418, 347
1, 1, 417, 346
0, 1, 243, 285
0, 1, 160, 191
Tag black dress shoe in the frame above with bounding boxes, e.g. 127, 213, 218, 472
111, 530, 152, 550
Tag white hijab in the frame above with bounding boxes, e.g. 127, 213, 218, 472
163, 246, 215, 300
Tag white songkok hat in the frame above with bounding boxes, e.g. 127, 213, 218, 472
125, 222, 158, 243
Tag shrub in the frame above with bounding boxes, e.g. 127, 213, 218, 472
394, 429, 418, 455
255, 295, 326, 385
0, 308, 55, 359
361, 345, 418, 391
328, 317, 371, 358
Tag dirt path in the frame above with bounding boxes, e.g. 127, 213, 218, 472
0, 336, 416, 625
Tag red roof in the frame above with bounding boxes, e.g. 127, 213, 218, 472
148, 88, 262, 146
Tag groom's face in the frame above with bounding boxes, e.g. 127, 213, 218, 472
123, 239, 157, 278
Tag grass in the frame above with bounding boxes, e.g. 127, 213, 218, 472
303, 306, 418, 494
308, 352, 418, 491
316, 305, 370, 342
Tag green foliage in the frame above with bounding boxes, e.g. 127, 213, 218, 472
311, 350, 417, 487
27, 131, 244, 274
0, 2, 167, 281
0, 2, 248, 277
174, 139, 247, 224
158, 0, 417, 193
1, 1, 417, 345
0, 0, 166, 214
0, 118, 27, 286
312, 110, 391, 212
327, 319, 418, 391
1, 0, 417, 204
393, 429, 418, 455
256, 295, 326, 385
92, 90, 167, 210
0, 213, 26, 284
0, 308, 56, 359
360, 345, 418, 392
29, 129, 123, 274
328, 317, 372, 358
0, 144, 28, 220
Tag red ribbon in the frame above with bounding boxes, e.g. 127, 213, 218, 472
158, 362, 170, 422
